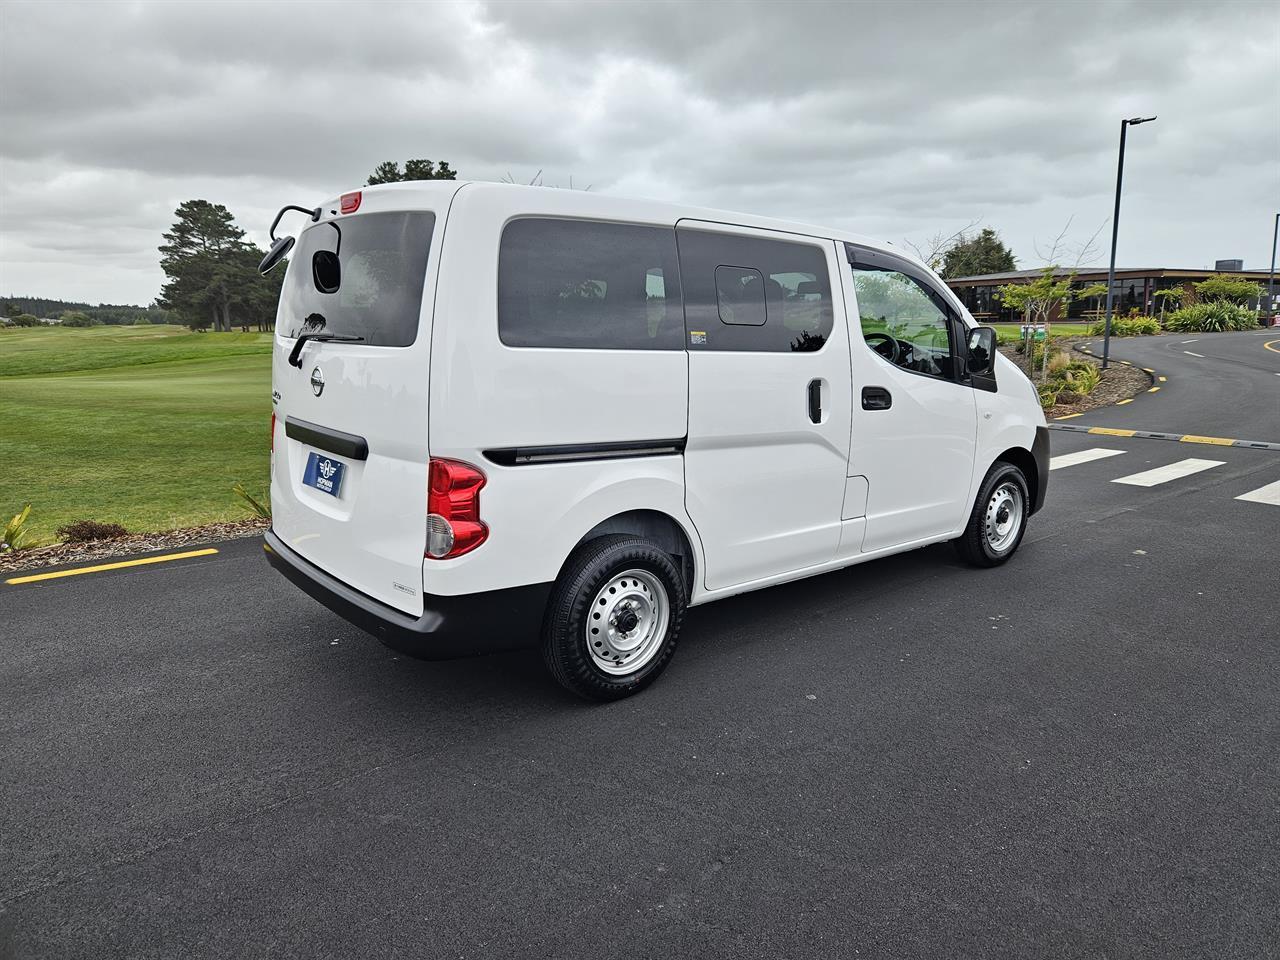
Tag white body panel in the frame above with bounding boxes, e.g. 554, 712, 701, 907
268, 180, 1044, 619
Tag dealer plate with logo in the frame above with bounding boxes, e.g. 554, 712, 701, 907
302, 452, 346, 497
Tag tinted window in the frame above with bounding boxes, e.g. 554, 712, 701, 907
677, 229, 833, 352
850, 266, 957, 378
498, 219, 684, 349
280, 212, 435, 347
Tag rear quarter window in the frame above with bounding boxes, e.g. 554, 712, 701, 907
498, 218, 684, 350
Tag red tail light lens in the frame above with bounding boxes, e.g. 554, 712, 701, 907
340, 191, 361, 214
426, 458, 488, 559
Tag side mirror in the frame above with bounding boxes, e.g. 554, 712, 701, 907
966, 326, 996, 376
312, 250, 341, 294
258, 235, 294, 275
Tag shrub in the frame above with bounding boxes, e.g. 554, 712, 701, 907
9, 313, 41, 327
1037, 383, 1060, 410
1088, 315, 1160, 337
2, 504, 41, 553
1061, 362, 1102, 395
56, 519, 129, 542
1046, 352, 1072, 377
59, 311, 97, 327
1193, 275, 1263, 306
1165, 301, 1258, 333
233, 481, 271, 519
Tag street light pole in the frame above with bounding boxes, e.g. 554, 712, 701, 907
1101, 116, 1157, 370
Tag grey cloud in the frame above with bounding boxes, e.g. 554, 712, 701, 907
1, 0, 1277, 304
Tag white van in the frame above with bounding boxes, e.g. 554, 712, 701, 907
261, 181, 1048, 700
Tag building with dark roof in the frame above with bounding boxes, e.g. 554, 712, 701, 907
945, 266, 1273, 324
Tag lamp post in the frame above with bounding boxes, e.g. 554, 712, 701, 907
1101, 116, 1157, 370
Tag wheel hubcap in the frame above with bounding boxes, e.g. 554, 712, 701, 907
984, 482, 1024, 554
585, 568, 669, 676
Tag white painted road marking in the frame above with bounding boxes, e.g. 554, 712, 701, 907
1049, 448, 1127, 471
1180, 339, 1199, 344
1112, 458, 1226, 487
1184, 351, 1205, 357
1236, 481, 1280, 506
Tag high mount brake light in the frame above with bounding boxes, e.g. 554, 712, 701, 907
425, 458, 488, 559
340, 192, 361, 214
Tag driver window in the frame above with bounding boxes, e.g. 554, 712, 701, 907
851, 267, 955, 378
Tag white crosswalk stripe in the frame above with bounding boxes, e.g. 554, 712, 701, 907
1049, 448, 1127, 471
1111, 458, 1226, 487
1236, 480, 1280, 506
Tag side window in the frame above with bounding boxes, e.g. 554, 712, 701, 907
677, 228, 833, 352
498, 219, 684, 349
850, 266, 957, 379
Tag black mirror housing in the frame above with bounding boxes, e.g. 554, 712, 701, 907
966, 326, 997, 377
312, 249, 341, 294
259, 235, 295, 275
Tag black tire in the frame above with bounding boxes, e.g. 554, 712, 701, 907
953, 461, 1030, 568
542, 534, 686, 701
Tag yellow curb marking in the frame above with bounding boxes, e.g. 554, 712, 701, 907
1089, 427, 1137, 437
1147, 386, 1161, 393
1263, 339, 1280, 354
1142, 367, 1155, 373
5, 548, 219, 585
1158, 376, 1167, 382
1180, 435, 1236, 446
1054, 413, 1084, 420
1115, 398, 1134, 405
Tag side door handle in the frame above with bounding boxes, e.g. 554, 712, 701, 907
861, 386, 892, 411
807, 379, 822, 423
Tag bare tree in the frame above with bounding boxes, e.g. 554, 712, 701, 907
903, 218, 982, 271
1033, 215, 1108, 269
500, 170, 592, 191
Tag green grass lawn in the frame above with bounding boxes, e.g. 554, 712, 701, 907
1, 325, 272, 540
990, 322, 1092, 344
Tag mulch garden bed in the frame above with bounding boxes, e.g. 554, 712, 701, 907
0, 518, 269, 575
1002, 337, 1150, 418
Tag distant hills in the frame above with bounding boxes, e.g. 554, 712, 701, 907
3, 296, 171, 325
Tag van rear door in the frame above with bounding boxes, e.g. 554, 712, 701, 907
270, 202, 441, 615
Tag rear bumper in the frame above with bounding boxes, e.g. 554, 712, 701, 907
263, 529, 551, 659
1030, 425, 1050, 514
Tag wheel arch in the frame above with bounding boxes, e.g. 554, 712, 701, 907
566, 509, 698, 595
994, 444, 1045, 514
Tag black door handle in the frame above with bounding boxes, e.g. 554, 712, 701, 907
861, 386, 892, 411
808, 379, 822, 423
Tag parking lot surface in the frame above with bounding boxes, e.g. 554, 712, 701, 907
3, 333, 1278, 959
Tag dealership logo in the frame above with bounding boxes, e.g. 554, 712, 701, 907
319, 459, 336, 480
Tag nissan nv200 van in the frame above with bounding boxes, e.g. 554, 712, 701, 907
260, 181, 1049, 700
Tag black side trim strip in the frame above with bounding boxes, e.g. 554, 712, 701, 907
485, 438, 686, 467
284, 416, 369, 461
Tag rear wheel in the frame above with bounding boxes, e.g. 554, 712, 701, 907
953, 461, 1029, 567
542, 534, 685, 701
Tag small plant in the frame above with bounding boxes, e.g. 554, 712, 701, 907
1062, 362, 1101, 394
1037, 383, 1061, 410
57, 519, 129, 542
1088, 315, 1160, 337
2, 504, 40, 553
233, 481, 271, 519
1165, 301, 1259, 333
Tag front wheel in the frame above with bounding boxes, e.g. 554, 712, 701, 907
953, 462, 1030, 567
542, 535, 686, 701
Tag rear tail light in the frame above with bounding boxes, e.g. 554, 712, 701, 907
426, 458, 488, 559
340, 191, 361, 214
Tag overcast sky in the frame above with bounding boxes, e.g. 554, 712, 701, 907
1, 0, 1277, 305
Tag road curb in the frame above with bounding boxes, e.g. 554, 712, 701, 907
1047, 423, 1280, 451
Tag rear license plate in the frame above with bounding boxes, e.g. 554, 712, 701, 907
302, 452, 346, 497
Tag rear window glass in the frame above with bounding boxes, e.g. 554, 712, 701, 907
498, 218, 684, 350
280, 211, 435, 347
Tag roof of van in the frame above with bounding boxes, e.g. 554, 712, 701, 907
346, 179, 922, 273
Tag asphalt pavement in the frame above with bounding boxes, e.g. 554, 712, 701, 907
2, 331, 1278, 959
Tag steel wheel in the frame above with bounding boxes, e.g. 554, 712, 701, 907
984, 481, 1024, 555
584, 568, 669, 676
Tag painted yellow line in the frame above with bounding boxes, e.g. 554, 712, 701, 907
5, 548, 219, 585
1089, 427, 1137, 437
1264, 339, 1280, 354
1142, 367, 1155, 373
1120, 360, 1132, 365
1180, 435, 1236, 446
1115, 398, 1134, 405
1147, 386, 1161, 393
1158, 376, 1167, 382
1054, 412, 1084, 420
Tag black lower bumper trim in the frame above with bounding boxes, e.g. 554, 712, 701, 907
263, 529, 551, 659
1031, 425, 1050, 514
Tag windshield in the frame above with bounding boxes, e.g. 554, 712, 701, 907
280, 211, 435, 346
